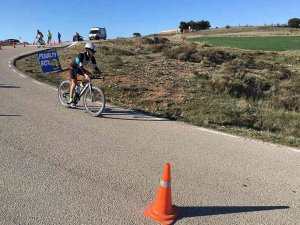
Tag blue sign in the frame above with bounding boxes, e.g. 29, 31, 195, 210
38, 50, 62, 73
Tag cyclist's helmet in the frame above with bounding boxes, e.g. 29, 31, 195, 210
85, 43, 96, 53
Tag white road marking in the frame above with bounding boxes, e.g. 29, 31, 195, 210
18, 73, 26, 78
197, 127, 300, 153
288, 147, 300, 153
197, 127, 240, 139
9, 64, 27, 78
66, 42, 78, 48
33, 81, 43, 85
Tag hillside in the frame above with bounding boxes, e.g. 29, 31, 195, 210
16, 28, 300, 147
170, 26, 300, 39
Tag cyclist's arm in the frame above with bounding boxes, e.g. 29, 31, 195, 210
78, 65, 91, 78
76, 53, 87, 75
91, 56, 101, 74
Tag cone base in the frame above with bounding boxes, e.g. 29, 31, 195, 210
144, 203, 179, 225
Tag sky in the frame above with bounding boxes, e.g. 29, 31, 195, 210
1, 0, 299, 42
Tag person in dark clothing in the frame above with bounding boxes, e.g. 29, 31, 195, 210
58, 32, 61, 44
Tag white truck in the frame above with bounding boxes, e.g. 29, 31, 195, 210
89, 27, 107, 40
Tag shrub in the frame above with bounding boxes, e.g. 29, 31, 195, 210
209, 60, 273, 100
164, 45, 197, 61
164, 44, 236, 63
288, 18, 300, 28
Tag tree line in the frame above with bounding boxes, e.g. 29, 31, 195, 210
288, 18, 300, 28
179, 20, 211, 33
179, 18, 300, 32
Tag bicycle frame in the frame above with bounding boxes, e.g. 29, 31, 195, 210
77, 82, 92, 98
58, 76, 105, 116
36, 38, 45, 47
77, 75, 103, 98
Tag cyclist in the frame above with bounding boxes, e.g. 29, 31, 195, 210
36, 30, 44, 44
67, 43, 101, 108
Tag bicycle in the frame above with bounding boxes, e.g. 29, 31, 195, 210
58, 75, 106, 117
35, 38, 46, 48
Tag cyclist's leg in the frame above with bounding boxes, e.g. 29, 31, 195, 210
77, 69, 86, 88
68, 67, 78, 106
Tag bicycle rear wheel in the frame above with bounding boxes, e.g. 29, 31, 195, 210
58, 80, 71, 107
83, 86, 105, 117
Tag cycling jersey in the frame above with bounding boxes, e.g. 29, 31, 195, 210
69, 52, 99, 79
37, 31, 43, 39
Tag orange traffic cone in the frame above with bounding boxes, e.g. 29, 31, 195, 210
144, 163, 179, 225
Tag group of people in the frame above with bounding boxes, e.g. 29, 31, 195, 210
36, 30, 62, 44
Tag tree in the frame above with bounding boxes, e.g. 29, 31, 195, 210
179, 20, 211, 32
179, 21, 189, 33
288, 18, 300, 28
199, 20, 211, 30
187, 20, 197, 30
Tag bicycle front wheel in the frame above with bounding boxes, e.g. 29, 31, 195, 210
83, 86, 106, 117
58, 80, 71, 107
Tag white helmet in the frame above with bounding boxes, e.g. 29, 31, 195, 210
85, 43, 96, 52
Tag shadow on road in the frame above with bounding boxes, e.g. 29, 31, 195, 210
172, 205, 289, 224
0, 114, 22, 117
101, 107, 169, 122
70, 104, 168, 121
0, 84, 21, 88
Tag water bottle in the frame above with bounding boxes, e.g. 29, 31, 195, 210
75, 85, 81, 95
74, 85, 80, 102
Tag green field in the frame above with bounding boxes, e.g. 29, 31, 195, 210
189, 36, 300, 51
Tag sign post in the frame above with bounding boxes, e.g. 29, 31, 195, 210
38, 50, 62, 73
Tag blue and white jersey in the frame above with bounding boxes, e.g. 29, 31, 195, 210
70, 52, 97, 70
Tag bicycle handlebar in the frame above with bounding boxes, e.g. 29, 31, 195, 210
90, 74, 105, 80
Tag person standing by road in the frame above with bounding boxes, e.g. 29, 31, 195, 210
47, 30, 52, 44
58, 32, 61, 44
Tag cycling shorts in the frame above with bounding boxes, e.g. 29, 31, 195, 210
69, 67, 83, 80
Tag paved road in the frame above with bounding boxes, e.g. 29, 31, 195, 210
0, 46, 299, 225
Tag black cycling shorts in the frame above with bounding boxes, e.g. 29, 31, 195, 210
69, 67, 83, 80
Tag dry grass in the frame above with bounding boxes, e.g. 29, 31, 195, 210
15, 32, 300, 147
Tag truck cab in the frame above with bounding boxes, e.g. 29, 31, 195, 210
89, 27, 107, 40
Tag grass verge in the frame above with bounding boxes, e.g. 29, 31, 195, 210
15, 37, 300, 148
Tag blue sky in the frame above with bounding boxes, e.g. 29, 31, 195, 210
1, 0, 299, 42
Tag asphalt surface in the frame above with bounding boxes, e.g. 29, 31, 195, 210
0, 45, 299, 225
